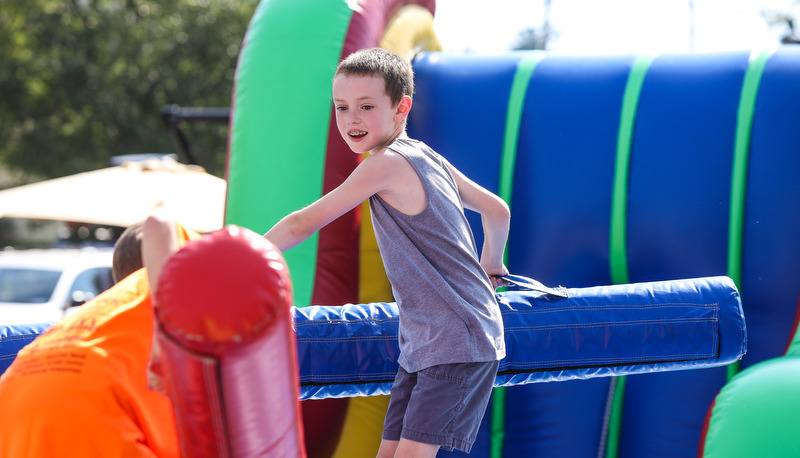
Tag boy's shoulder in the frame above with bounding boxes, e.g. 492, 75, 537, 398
388, 137, 436, 158
390, 136, 422, 147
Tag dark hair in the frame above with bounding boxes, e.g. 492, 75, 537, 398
112, 221, 145, 282
335, 48, 414, 105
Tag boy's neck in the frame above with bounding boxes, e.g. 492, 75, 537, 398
369, 130, 409, 155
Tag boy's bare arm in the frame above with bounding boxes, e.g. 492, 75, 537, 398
264, 154, 393, 252
445, 161, 511, 278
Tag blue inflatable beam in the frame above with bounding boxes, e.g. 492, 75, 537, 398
0, 322, 53, 373
0, 277, 746, 403
295, 276, 745, 400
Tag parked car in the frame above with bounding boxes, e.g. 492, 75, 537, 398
0, 247, 114, 326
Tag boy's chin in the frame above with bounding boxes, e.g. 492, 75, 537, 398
344, 136, 386, 154
346, 142, 371, 154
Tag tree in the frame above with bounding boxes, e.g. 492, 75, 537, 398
512, 27, 548, 50
763, 1, 800, 44
0, 0, 257, 184
511, 0, 553, 51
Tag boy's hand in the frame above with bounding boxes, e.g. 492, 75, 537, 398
484, 263, 509, 289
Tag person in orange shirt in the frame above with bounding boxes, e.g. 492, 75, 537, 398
0, 220, 199, 457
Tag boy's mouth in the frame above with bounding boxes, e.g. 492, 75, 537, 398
348, 130, 367, 139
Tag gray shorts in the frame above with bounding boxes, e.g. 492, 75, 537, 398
381, 360, 500, 453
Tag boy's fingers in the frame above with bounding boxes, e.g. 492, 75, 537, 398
489, 275, 508, 289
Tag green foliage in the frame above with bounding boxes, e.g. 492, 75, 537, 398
762, 1, 800, 44
0, 0, 258, 181
512, 28, 548, 51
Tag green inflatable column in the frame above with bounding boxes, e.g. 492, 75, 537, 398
225, 0, 353, 307
701, 356, 800, 456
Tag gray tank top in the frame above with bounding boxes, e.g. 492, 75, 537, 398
369, 138, 505, 373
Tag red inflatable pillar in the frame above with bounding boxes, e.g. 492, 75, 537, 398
153, 226, 305, 457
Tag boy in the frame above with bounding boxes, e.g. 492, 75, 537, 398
265, 47, 509, 457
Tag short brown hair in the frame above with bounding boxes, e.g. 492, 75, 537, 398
112, 221, 145, 282
335, 48, 414, 106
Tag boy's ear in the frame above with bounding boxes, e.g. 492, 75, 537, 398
396, 96, 412, 121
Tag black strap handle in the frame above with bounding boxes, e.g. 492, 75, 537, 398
499, 274, 569, 299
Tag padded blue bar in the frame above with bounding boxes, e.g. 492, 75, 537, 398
0, 322, 52, 374
293, 276, 745, 400
294, 301, 399, 399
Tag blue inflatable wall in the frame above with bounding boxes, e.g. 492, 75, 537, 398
407, 47, 800, 457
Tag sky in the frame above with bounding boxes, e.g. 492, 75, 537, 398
433, 0, 799, 54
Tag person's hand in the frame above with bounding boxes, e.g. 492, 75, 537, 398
483, 263, 509, 289
147, 337, 168, 395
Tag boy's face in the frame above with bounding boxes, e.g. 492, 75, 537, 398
332, 73, 408, 154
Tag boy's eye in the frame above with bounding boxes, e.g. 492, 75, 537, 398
362, 105, 374, 111
335, 106, 347, 112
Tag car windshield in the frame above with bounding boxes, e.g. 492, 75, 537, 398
0, 268, 62, 303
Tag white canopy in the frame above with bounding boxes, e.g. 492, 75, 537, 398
0, 157, 226, 233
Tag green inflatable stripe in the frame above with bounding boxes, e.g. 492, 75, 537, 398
605, 54, 655, 458
726, 49, 773, 379
609, 55, 655, 286
729, 50, 773, 287
603, 376, 627, 458
498, 52, 544, 203
492, 51, 544, 458
489, 385, 506, 458
225, 0, 353, 307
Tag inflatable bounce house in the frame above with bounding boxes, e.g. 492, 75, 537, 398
223, 0, 800, 456
1, 0, 799, 457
